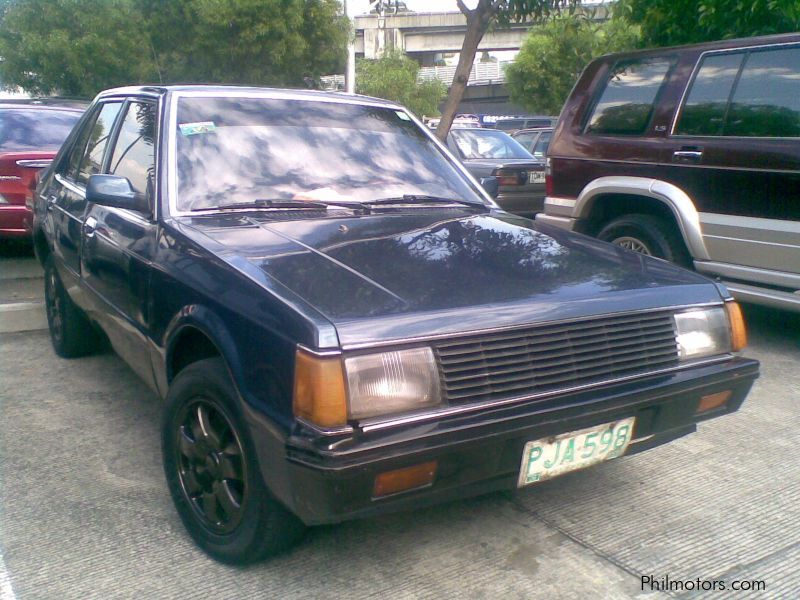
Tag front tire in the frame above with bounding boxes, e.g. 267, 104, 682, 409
597, 214, 691, 267
162, 358, 305, 564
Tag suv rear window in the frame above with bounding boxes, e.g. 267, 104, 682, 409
727, 46, 800, 137
676, 45, 800, 138
0, 109, 81, 152
586, 59, 672, 135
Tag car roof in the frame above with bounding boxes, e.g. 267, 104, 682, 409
451, 127, 511, 134
513, 127, 553, 135
594, 31, 800, 63
96, 85, 404, 110
0, 101, 86, 113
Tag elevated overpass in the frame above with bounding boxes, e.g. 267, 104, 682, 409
354, 6, 610, 62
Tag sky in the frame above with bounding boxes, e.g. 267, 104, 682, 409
348, 0, 462, 17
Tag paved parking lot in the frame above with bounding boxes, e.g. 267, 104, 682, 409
1, 250, 798, 599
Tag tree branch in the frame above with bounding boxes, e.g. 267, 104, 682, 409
455, 0, 471, 17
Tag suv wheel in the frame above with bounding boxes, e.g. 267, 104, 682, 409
597, 214, 691, 267
162, 358, 306, 564
44, 255, 100, 357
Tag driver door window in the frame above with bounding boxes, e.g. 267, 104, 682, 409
108, 101, 156, 208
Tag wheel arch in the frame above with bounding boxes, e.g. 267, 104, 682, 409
164, 306, 243, 388
574, 176, 710, 261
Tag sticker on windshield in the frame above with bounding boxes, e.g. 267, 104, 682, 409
179, 121, 217, 136
395, 111, 411, 121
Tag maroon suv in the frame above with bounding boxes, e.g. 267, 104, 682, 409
537, 33, 800, 313
0, 102, 84, 240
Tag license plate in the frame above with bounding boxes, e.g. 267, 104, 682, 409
517, 417, 635, 487
529, 171, 545, 184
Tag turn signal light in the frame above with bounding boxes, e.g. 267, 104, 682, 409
696, 390, 732, 414
373, 461, 437, 498
293, 348, 347, 428
725, 301, 747, 351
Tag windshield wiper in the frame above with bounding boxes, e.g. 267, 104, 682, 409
365, 195, 485, 208
213, 199, 366, 211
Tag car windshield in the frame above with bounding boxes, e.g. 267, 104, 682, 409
450, 129, 534, 160
0, 108, 81, 152
173, 96, 487, 211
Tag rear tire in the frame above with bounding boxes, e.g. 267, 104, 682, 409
44, 255, 100, 357
597, 214, 691, 267
162, 358, 306, 564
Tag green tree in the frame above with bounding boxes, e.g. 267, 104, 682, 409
143, 0, 349, 88
615, 0, 800, 48
434, 0, 579, 141
356, 51, 446, 118
505, 16, 640, 114
0, 0, 350, 97
0, 0, 155, 97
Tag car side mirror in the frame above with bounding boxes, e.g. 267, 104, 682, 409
479, 176, 499, 199
86, 174, 150, 214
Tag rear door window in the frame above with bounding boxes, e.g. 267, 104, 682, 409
532, 131, 552, 159
674, 52, 744, 136
726, 46, 800, 137
513, 131, 536, 150
586, 59, 673, 135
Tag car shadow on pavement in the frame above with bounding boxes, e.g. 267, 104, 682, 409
0, 240, 34, 259
741, 302, 800, 347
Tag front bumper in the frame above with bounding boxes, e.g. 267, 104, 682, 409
250, 356, 758, 526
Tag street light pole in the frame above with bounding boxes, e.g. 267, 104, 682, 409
344, 0, 356, 93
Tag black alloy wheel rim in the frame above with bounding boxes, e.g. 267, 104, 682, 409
46, 268, 63, 343
175, 399, 248, 534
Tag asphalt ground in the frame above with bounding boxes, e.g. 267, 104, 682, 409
1, 246, 798, 599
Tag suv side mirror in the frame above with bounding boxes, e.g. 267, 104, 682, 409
86, 174, 150, 214
479, 176, 499, 199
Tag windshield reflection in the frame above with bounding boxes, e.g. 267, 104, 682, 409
174, 97, 486, 211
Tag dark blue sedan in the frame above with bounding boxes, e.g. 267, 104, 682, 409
33, 86, 758, 564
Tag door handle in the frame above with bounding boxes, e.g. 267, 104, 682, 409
83, 216, 98, 237
672, 149, 703, 163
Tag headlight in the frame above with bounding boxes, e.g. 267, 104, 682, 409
673, 307, 731, 361
345, 347, 442, 420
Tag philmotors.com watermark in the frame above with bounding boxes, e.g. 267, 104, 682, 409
642, 574, 767, 593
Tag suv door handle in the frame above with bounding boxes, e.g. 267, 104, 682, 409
672, 149, 703, 163
83, 216, 98, 237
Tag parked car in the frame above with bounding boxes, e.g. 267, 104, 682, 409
494, 116, 557, 135
537, 32, 800, 312
512, 127, 553, 162
34, 85, 758, 564
0, 101, 84, 239
447, 127, 546, 215
427, 114, 482, 130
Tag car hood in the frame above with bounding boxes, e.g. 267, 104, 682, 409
175, 209, 723, 348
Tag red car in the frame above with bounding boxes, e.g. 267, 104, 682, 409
0, 102, 84, 239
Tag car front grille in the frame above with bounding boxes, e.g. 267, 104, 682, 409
433, 310, 680, 405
